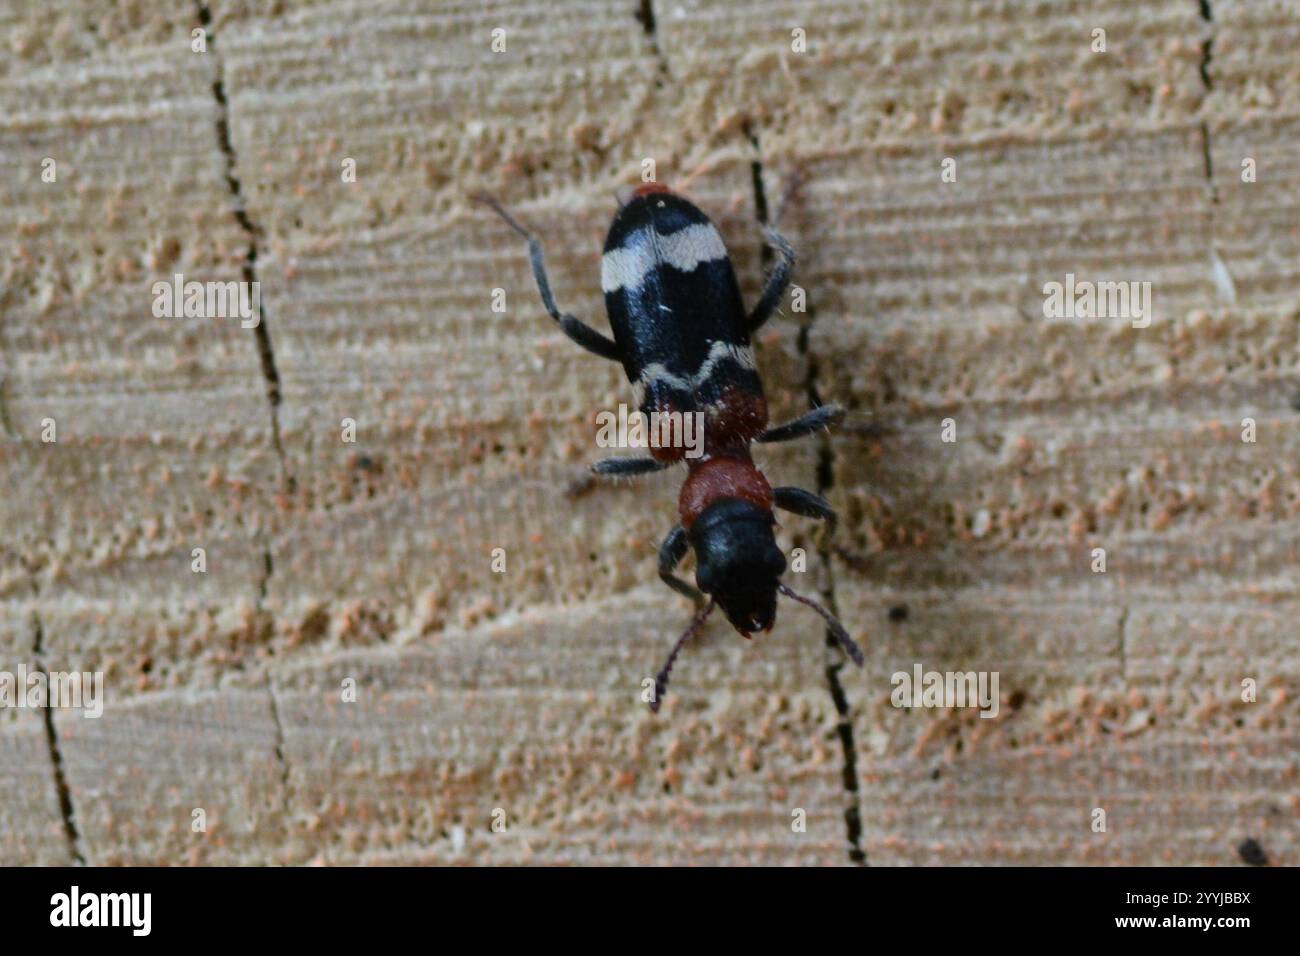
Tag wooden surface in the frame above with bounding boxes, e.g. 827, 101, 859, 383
1, 0, 1297, 865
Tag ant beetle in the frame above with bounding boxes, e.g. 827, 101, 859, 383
478, 182, 864, 711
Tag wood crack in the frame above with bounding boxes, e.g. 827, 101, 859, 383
634, 0, 671, 82
0, 374, 15, 439
1197, 2, 1220, 206
194, 1, 289, 484
265, 678, 294, 826
31, 609, 86, 865
750, 130, 867, 865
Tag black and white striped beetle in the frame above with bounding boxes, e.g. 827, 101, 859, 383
478, 182, 864, 710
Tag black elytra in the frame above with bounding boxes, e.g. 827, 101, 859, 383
476, 182, 864, 712
602, 187, 764, 422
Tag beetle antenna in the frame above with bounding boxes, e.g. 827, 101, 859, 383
650, 600, 716, 713
470, 191, 533, 241
778, 583, 865, 665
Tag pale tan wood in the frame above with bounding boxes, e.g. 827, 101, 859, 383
1, 0, 1296, 865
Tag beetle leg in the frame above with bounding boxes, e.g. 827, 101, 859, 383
591, 457, 672, 477
475, 193, 623, 361
758, 403, 845, 444
658, 525, 705, 605
747, 226, 796, 333
773, 486, 837, 541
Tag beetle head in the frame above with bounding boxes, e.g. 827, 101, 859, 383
688, 498, 786, 635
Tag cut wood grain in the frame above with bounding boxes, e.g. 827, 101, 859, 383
1, 0, 1296, 865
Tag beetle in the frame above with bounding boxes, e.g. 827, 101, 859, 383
477, 182, 863, 710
